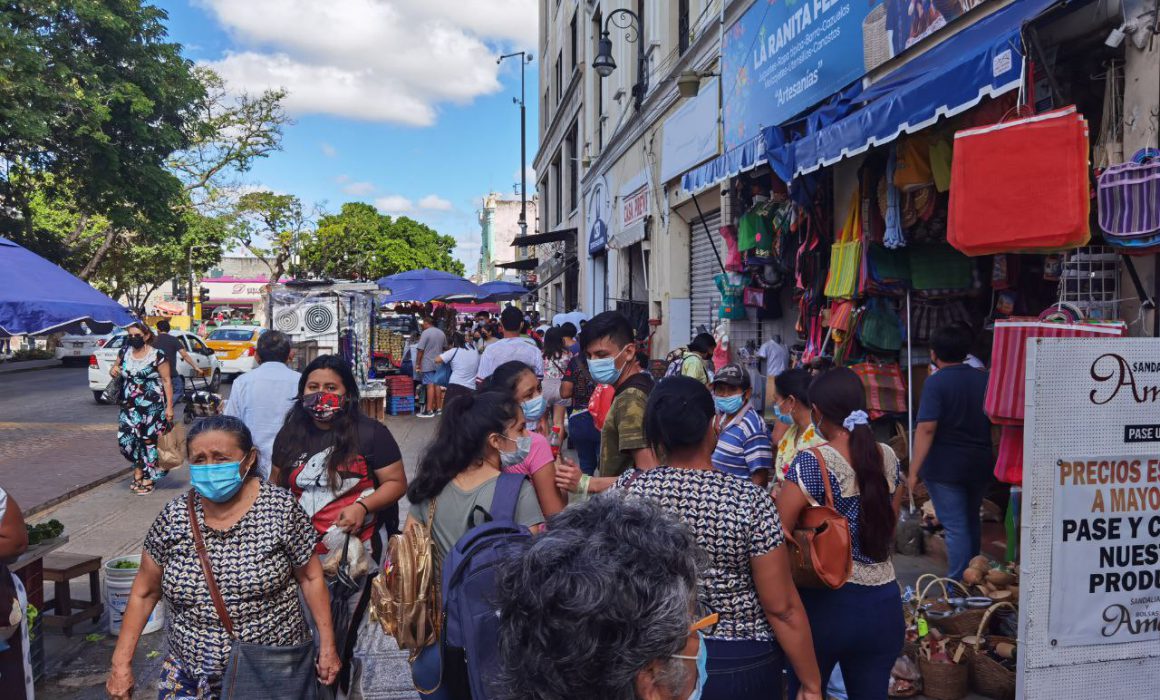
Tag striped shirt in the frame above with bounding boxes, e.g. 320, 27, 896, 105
711, 407, 774, 479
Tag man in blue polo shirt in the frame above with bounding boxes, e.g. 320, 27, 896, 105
710, 363, 774, 488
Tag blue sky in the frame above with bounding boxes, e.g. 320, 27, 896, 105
155, 0, 541, 271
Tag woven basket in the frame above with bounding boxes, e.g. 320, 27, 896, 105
917, 577, 984, 637
918, 652, 969, 700
966, 602, 1018, 700
863, 3, 890, 71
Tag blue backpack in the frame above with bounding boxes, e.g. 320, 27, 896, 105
434, 473, 531, 699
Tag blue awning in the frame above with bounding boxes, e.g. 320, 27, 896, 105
679, 134, 765, 194
786, 0, 1060, 178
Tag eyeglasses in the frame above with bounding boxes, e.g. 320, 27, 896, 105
672, 610, 719, 661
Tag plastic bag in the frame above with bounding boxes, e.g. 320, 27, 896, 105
320, 527, 369, 579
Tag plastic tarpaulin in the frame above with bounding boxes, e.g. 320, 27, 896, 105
0, 236, 135, 336
679, 134, 765, 193
789, 0, 1059, 177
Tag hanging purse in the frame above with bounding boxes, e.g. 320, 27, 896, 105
187, 492, 320, 700
824, 192, 863, 300
785, 448, 853, 590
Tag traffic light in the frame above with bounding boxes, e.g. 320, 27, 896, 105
199, 287, 210, 302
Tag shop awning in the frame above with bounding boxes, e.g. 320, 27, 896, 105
679, 134, 765, 194
512, 228, 576, 247
786, 0, 1060, 178
495, 258, 539, 271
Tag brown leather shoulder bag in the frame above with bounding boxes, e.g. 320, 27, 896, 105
785, 447, 853, 589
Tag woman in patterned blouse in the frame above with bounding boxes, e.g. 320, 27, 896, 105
616, 376, 822, 700
778, 368, 905, 700
771, 369, 825, 489
106, 416, 340, 700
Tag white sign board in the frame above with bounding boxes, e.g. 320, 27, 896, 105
661, 78, 719, 183
1020, 339, 1160, 698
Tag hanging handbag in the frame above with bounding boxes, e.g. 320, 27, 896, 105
431, 350, 454, 387
101, 348, 128, 405
187, 492, 320, 700
824, 192, 863, 299
909, 243, 972, 291
1098, 153, 1160, 239
851, 362, 908, 418
373, 500, 440, 656
785, 448, 853, 590
857, 298, 904, 354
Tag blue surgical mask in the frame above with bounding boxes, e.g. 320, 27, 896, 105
521, 394, 546, 423
497, 434, 533, 467
588, 347, 629, 385
190, 461, 248, 503
772, 400, 795, 426
713, 394, 744, 415
673, 631, 708, 700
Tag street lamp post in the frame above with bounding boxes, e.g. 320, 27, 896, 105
592, 8, 646, 110
498, 51, 535, 238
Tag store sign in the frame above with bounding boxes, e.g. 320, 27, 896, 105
1022, 339, 1160, 697
610, 172, 650, 250
621, 186, 649, 229
586, 176, 610, 256
202, 280, 266, 301
722, 0, 997, 150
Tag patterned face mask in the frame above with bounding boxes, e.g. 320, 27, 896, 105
303, 391, 346, 423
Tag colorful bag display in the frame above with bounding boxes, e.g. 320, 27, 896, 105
743, 286, 765, 308
858, 297, 904, 354
719, 225, 744, 272
909, 243, 972, 291
994, 425, 1024, 486
851, 362, 907, 419
1098, 155, 1160, 240
948, 106, 1091, 256
824, 192, 863, 299
985, 318, 1127, 424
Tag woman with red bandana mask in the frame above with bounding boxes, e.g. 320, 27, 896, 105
271, 354, 407, 696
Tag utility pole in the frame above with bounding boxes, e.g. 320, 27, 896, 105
498, 51, 534, 237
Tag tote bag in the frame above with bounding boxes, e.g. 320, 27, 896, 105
851, 362, 908, 418
824, 192, 863, 299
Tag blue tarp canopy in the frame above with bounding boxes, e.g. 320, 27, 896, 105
679, 134, 765, 193
477, 280, 529, 301
376, 269, 483, 303
776, 0, 1060, 178
0, 236, 136, 336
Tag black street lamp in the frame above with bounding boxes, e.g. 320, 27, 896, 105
593, 8, 646, 110
498, 51, 535, 238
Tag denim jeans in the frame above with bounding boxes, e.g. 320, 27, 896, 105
702, 639, 783, 700
924, 479, 988, 580
567, 410, 601, 476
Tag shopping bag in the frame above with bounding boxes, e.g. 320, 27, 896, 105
851, 362, 907, 419
909, 243, 972, 291
949, 106, 1091, 255
157, 423, 186, 471
824, 192, 863, 299
857, 298, 904, 354
1098, 155, 1160, 239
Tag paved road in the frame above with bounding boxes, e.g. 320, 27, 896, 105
0, 366, 230, 513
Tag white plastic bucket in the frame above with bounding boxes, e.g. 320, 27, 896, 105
105, 555, 165, 635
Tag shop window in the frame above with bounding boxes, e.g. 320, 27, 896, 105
565, 123, 578, 213
678, 0, 690, 55
551, 155, 562, 225
570, 13, 578, 72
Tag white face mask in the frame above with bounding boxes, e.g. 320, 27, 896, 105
495, 433, 532, 467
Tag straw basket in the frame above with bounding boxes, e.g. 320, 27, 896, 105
966, 602, 1018, 700
917, 641, 969, 700
863, 4, 890, 71
917, 577, 984, 638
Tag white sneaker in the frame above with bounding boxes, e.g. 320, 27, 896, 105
417, 411, 435, 418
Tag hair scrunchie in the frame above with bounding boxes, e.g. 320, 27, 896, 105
842, 410, 870, 432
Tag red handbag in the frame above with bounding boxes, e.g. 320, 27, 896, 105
948, 106, 1091, 255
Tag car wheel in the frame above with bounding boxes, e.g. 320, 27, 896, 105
209, 369, 221, 392
93, 390, 109, 405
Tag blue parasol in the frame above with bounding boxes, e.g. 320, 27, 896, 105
477, 280, 529, 301
376, 269, 483, 303
0, 236, 136, 336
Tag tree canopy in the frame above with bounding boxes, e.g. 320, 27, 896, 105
301, 202, 465, 281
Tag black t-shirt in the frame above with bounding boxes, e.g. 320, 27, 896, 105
153, 333, 182, 370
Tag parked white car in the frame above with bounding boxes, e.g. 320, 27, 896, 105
55, 330, 120, 364
89, 331, 221, 404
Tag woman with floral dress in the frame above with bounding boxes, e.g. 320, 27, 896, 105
112, 323, 174, 495
772, 369, 824, 490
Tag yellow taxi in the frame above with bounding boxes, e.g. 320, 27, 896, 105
205, 325, 265, 378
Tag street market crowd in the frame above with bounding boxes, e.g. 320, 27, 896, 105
0, 305, 994, 700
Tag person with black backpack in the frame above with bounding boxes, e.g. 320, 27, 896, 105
405, 391, 545, 699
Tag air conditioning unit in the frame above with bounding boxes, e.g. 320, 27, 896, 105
274, 299, 339, 342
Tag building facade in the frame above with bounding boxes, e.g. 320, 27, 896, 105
479, 193, 539, 282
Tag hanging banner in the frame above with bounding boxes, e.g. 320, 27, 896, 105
722, 0, 998, 150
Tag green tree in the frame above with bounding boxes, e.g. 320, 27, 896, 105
302, 202, 465, 281
232, 191, 312, 283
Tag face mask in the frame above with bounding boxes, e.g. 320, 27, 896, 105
772, 400, 795, 426
713, 394, 744, 415
496, 433, 532, 467
673, 631, 709, 700
127, 336, 145, 349
190, 461, 248, 503
587, 346, 629, 385
521, 394, 546, 423
811, 412, 826, 441
303, 391, 346, 423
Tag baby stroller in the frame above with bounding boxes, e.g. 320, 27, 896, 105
183, 375, 225, 425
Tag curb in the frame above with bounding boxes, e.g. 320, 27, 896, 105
25, 466, 136, 518
0, 361, 65, 376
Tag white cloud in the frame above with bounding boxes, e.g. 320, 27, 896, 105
418, 194, 454, 211
195, 0, 536, 125
375, 195, 414, 214
320, 142, 338, 158
342, 181, 377, 196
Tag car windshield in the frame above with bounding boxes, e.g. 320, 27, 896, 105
380, 317, 417, 334
208, 329, 256, 342
105, 336, 125, 349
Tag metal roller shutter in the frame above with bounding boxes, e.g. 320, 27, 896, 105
689, 210, 724, 337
